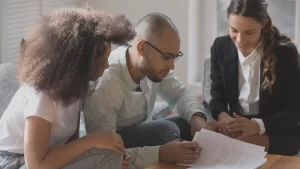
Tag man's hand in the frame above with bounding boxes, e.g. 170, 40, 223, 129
159, 140, 201, 164
122, 152, 131, 169
226, 113, 260, 139
190, 114, 215, 137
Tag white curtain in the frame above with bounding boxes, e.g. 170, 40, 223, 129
0, 0, 82, 63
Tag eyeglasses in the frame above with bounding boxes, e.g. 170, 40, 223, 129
145, 41, 183, 61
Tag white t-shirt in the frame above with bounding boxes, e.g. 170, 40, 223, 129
0, 85, 81, 153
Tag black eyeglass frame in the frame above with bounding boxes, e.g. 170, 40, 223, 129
144, 41, 183, 61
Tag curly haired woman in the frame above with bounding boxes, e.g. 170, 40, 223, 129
0, 7, 135, 169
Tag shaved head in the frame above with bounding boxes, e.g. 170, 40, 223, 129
135, 12, 179, 43
128, 13, 181, 83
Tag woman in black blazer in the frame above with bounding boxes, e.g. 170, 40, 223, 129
210, 0, 300, 156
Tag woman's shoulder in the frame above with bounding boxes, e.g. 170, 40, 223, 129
213, 35, 232, 45
274, 41, 299, 64
16, 84, 54, 108
212, 35, 234, 51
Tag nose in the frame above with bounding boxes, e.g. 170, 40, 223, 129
166, 60, 175, 70
236, 33, 245, 45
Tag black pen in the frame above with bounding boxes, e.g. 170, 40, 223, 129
174, 133, 199, 154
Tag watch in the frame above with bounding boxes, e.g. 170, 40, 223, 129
193, 112, 207, 121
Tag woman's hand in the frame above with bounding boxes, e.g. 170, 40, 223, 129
122, 152, 132, 169
226, 113, 260, 139
217, 112, 241, 138
88, 131, 125, 155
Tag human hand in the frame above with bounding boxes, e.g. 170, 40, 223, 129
226, 113, 260, 139
190, 114, 215, 137
87, 131, 125, 155
159, 140, 201, 164
216, 112, 237, 137
122, 152, 131, 169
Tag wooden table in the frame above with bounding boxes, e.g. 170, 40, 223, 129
146, 154, 300, 169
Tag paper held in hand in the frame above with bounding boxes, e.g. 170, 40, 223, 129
178, 129, 267, 169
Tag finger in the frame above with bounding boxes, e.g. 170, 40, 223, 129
182, 141, 199, 149
226, 123, 244, 129
218, 125, 227, 136
221, 125, 230, 136
226, 118, 246, 124
228, 131, 239, 138
116, 140, 125, 150
114, 142, 125, 153
114, 133, 122, 139
182, 153, 200, 160
122, 164, 129, 169
194, 147, 202, 153
183, 148, 200, 154
225, 120, 236, 125
178, 154, 200, 164
233, 113, 242, 118
122, 160, 130, 166
232, 131, 243, 138
227, 128, 244, 132
116, 137, 125, 145
217, 123, 225, 132
125, 155, 131, 160
217, 124, 225, 134
112, 147, 124, 155
218, 125, 224, 133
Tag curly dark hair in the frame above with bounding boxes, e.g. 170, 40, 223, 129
18, 7, 135, 106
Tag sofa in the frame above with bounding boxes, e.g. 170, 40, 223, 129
0, 63, 20, 116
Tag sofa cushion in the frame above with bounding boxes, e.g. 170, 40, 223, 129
0, 63, 20, 117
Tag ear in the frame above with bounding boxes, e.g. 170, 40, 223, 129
104, 42, 112, 55
136, 40, 146, 57
263, 18, 270, 28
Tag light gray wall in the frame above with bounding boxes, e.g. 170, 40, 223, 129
87, 0, 190, 86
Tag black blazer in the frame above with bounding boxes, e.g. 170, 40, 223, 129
209, 35, 300, 155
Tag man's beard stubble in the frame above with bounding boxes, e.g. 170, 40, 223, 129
141, 56, 163, 83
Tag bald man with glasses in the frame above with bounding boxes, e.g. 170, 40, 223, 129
83, 12, 215, 169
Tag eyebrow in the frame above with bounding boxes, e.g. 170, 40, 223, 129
229, 26, 256, 32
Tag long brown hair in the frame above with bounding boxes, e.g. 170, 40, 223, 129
227, 0, 291, 92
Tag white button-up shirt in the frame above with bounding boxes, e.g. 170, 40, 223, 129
83, 46, 205, 169
238, 49, 265, 135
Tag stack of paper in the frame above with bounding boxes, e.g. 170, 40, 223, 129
180, 129, 267, 169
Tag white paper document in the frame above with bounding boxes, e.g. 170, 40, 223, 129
179, 129, 267, 169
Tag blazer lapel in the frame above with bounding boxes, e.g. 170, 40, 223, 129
259, 59, 267, 115
223, 41, 239, 112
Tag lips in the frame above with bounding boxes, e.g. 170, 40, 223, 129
238, 44, 247, 49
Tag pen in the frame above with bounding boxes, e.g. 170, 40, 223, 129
174, 133, 199, 154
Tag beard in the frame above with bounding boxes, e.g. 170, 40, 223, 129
142, 67, 163, 83
141, 55, 164, 83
